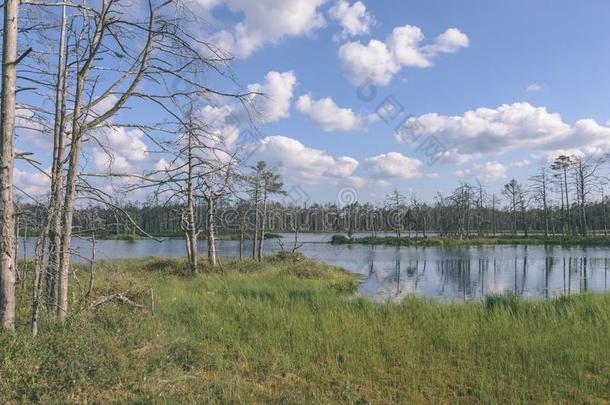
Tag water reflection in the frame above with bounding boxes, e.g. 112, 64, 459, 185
357, 247, 609, 301
18, 236, 610, 300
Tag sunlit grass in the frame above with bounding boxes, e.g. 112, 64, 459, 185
1, 254, 609, 403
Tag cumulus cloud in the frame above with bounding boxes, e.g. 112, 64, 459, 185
329, 0, 374, 39
395, 102, 610, 160
199, 104, 241, 147
210, 0, 328, 58
14, 167, 50, 196
364, 152, 424, 179
92, 127, 149, 173
191, 71, 296, 151
296, 93, 366, 131
339, 25, 469, 85
247, 135, 362, 184
456, 161, 507, 183
247, 71, 297, 124
16, 105, 49, 150
338, 39, 399, 86
422, 28, 470, 55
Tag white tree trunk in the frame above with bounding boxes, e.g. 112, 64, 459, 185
0, 0, 19, 331
58, 75, 86, 323
207, 197, 216, 266
43, 3, 68, 313
257, 187, 268, 261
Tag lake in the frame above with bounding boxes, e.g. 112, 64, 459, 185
18, 233, 610, 301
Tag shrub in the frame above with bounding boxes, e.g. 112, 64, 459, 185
330, 234, 350, 244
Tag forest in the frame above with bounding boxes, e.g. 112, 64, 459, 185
15, 154, 610, 240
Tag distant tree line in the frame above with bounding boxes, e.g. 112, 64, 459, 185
15, 153, 610, 240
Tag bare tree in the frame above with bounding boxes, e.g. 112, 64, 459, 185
385, 189, 406, 237
0, 0, 22, 331
24, 0, 254, 325
572, 155, 603, 236
257, 167, 284, 261
249, 161, 265, 258
140, 102, 239, 270
200, 159, 236, 266
503, 179, 521, 236
599, 179, 608, 236
552, 155, 575, 235
530, 165, 551, 237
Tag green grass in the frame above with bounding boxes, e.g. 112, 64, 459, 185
1, 254, 609, 403
331, 234, 610, 247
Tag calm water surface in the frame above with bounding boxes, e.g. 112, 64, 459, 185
19, 233, 610, 300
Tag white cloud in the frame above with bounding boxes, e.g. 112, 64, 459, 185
248, 71, 297, 124
395, 102, 610, 160
154, 158, 171, 171
432, 148, 474, 165
93, 153, 133, 173
16, 105, 49, 150
296, 93, 365, 131
339, 25, 469, 85
510, 159, 531, 168
193, 71, 296, 150
456, 161, 507, 183
200, 104, 241, 147
210, 0, 328, 58
527, 83, 543, 92
422, 27, 470, 55
364, 152, 424, 179
14, 167, 50, 196
248, 135, 361, 184
387, 25, 431, 68
196, 0, 221, 9
338, 39, 399, 85
92, 126, 149, 173
329, 0, 374, 39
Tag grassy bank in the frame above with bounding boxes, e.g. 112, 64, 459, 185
1, 255, 609, 403
331, 234, 610, 247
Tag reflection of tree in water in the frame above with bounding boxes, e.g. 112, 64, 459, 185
436, 259, 474, 299
364, 246, 610, 300
374, 259, 427, 298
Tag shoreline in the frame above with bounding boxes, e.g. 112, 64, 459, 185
330, 234, 610, 247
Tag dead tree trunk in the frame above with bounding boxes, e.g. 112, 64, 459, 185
257, 184, 268, 261
206, 196, 216, 266
0, 0, 20, 331
252, 183, 260, 259
186, 126, 199, 273
86, 233, 96, 300
45, 4, 68, 312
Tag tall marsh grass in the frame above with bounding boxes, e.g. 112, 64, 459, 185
0, 254, 608, 403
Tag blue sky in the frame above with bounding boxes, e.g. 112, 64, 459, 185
15, 0, 610, 204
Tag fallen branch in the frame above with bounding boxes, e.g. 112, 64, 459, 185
90, 292, 144, 309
